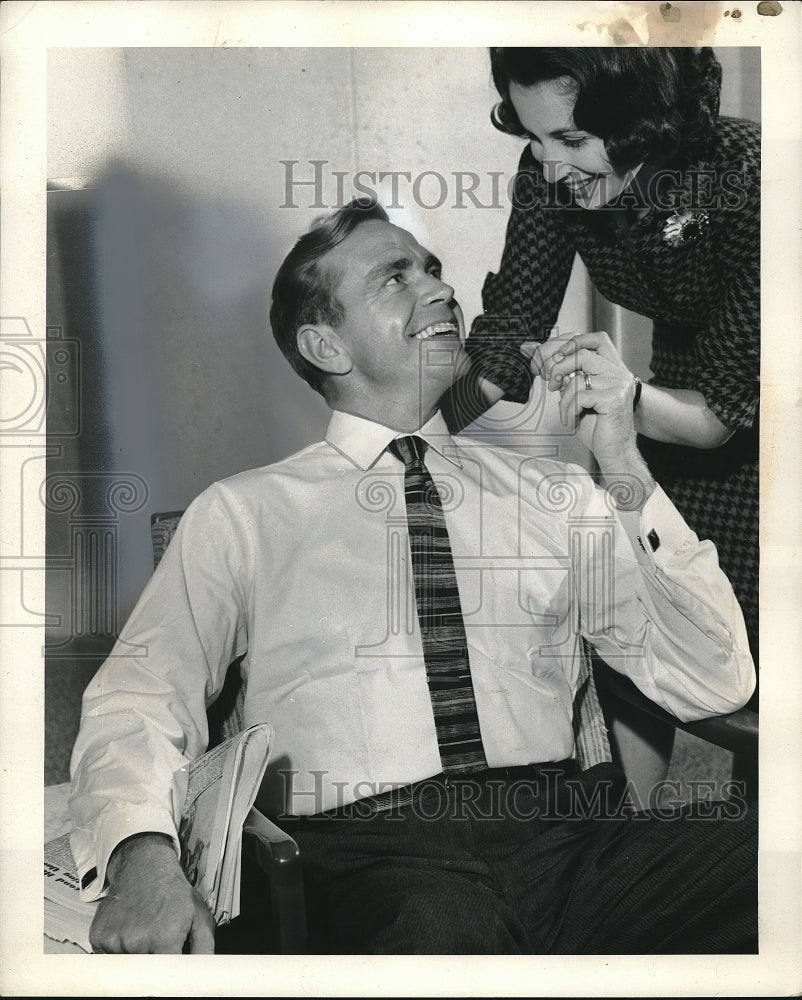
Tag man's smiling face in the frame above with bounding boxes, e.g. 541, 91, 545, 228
320, 219, 467, 412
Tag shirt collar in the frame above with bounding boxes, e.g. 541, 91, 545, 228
325, 409, 463, 472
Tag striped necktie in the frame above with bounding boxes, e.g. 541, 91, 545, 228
389, 435, 488, 774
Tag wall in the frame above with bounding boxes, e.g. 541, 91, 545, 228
46, 47, 593, 629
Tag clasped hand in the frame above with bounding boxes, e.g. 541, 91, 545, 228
521, 330, 639, 465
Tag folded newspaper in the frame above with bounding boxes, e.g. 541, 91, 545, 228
44, 723, 273, 953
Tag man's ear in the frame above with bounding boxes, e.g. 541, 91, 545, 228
296, 324, 353, 376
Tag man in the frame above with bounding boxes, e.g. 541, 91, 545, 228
69, 198, 756, 955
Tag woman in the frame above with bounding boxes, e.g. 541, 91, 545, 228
450, 47, 759, 796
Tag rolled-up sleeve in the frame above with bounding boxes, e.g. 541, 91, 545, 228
576, 483, 755, 720
68, 484, 250, 900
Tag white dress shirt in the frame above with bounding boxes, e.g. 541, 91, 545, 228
69, 409, 755, 899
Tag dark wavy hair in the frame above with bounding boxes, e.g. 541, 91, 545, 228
489, 47, 722, 171
270, 197, 390, 394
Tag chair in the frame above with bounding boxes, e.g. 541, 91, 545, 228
151, 511, 308, 954
594, 659, 759, 795
594, 661, 758, 758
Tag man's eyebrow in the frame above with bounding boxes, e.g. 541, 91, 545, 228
365, 253, 443, 283
364, 256, 410, 283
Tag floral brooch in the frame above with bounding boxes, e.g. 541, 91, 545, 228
662, 208, 710, 247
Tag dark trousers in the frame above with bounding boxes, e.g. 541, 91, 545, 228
282, 765, 757, 955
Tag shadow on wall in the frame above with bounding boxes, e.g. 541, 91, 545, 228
45, 165, 330, 783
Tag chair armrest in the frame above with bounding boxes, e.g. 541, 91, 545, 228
595, 662, 758, 757
242, 807, 307, 953
681, 706, 758, 756
243, 807, 301, 882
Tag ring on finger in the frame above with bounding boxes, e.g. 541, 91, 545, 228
583, 372, 592, 391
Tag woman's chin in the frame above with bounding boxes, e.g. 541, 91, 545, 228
563, 185, 609, 211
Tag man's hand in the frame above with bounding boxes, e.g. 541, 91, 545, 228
89, 833, 216, 954
522, 333, 656, 510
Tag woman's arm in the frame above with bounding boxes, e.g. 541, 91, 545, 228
528, 331, 739, 451
441, 146, 577, 432
635, 383, 734, 449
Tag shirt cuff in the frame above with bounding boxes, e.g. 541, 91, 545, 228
615, 484, 701, 571
72, 810, 180, 902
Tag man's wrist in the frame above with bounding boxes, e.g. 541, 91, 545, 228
106, 832, 177, 886
597, 447, 657, 512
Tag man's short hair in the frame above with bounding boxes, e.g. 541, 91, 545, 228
270, 197, 390, 394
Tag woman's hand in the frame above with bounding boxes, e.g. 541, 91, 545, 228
524, 331, 636, 402
521, 332, 638, 446
522, 330, 734, 451
520, 333, 655, 510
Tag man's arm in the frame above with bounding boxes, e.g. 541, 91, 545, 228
522, 336, 656, 511
89, 834, 215, 954
69, 484, 251, 951
522, 341, 755, 719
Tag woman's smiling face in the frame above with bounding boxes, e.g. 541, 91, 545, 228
509, 77, 641, 210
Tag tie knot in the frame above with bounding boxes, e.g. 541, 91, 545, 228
389, 435, 428, 467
